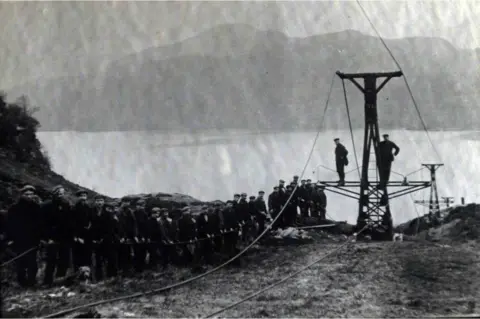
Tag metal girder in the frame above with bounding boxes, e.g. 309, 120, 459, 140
318, 180, 431, 203
318, 180, 429, 188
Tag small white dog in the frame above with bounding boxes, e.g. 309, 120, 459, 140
393, 233, 404, 242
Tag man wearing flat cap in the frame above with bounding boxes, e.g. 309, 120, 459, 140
117, 199, 136, 274
157, 208, 175, 269
244, 195, 257, 240
146, 207, 162, 269
71, 189, 93, 272
283, 185, 298, 227
237, 193, 250, 242
297, 179, 309, 219
254, 192, 268, 234
42, 185, 73, 286
196, 205, 214, 265
221, 201, 241, 264
268, 186, 282, 229
133, 199, 148, 272
90, 194, 118, 280
6, 185, 43, 287
334, 138, 349, 186
378, 133, 400, 188
177, 206, 197, 265
278, 180, 286, 195
317, 184, 327, 221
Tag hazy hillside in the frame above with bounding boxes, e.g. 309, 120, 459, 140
7, 24, 480, 132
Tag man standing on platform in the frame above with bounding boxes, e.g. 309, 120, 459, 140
334, 138, 349, 186
378, 134, 400, 188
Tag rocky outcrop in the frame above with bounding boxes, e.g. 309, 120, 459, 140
396, 204, 480, 242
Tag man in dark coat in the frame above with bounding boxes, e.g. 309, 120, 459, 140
378, 134, 400, 188
157, 208, 175, 269
297, 180, 309, 218
317, 185, 327, 221
212, 203, 225, 252
42, 185, 73, 286
90, 195, 118, 281
116, 199, 137, 275
334, 138, 349, 186
282, 185, 298, 227
6, 185, 43, 287
237, 193, 250, 242
268, 186, 282, 229
133, 199, 149, 272
196, 206, 216, 265
71, 190, 93, 272
176, 206, 197, 265
146, 207, 162, 269
254, 191, 268, 235
222, 201, 241, 256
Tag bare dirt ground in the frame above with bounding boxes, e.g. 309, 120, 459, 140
3, 234, 479, 318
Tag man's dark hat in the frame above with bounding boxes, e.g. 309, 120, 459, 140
234, 193, 240, 197
94, 194, 105, 200
249, 196, 256, 200
258, 190, 265, 194
75, 190, 88, 197
383, 134, 389, 137
334, 138, 340, 141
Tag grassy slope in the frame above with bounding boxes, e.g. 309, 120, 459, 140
0, 154, 104, 209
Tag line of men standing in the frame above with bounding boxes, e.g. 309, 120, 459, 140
1, 185, 274, 288
267, 176, 328, 229
1, 175, 330, 289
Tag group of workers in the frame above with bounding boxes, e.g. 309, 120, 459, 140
0, 175, 328, 289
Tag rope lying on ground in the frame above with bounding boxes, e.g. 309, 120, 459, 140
204, 225, 369, 318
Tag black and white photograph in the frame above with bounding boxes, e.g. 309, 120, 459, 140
0, 0, 479, 317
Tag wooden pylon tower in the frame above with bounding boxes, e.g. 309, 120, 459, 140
413, 164, 450, 220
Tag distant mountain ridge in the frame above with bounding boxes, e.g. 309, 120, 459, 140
6, 24, 480, 132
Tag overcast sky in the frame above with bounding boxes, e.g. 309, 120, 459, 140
0, 1, 478, 88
